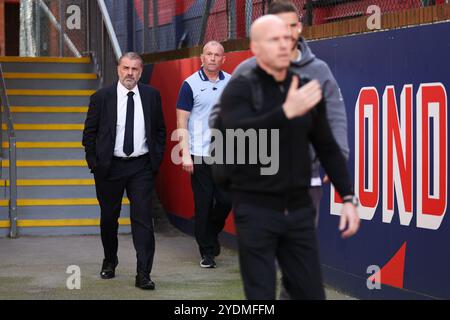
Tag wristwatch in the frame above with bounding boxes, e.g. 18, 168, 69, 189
342, 195, 359, 207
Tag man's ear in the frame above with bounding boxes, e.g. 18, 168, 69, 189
298, 21, 303, 35
250, 41, 258, 56
200, 54, 205, 67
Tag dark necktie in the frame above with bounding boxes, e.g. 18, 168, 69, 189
123, 91, 135, 156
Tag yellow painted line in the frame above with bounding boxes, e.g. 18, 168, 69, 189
8, 106, 88, 113
0, 218, 131, 228
0, 220, 9, 228
3, 73, 97, 79
0, 56, 91, 63
2, 160, 87, 167
2, 124, 84, 130
6, 89, 95, 96
2, 141, 82, 148
0, 179, 94, 186
0, 198, 129, 207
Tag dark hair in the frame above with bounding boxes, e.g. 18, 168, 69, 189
268, 1, 299, 15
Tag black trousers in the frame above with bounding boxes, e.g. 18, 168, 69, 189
191, 156, 231, 257
94, 155, 155, 275
279, 186, 323, 300
309, 186, 323, 227
233, 202, 326, 300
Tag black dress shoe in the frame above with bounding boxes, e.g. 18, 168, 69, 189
135, 273, 155, 290
100, 258, 118, 279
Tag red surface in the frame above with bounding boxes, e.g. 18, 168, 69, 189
235, 0, 247, 39
149, 50, 253, 235
369, 242, 407, 288
134, 0, 197, 26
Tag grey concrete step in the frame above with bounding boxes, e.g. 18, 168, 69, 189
9, 225, 131, 236
7, 106, 87, 112
3, 148, 84, 160
1, 61, 94, 74
10, 113, 86, 124
4, 78, 99, 90
2, 167, 92, 179
2, 205, 130, 218
3, 130, 83, 142
0, 205, 131, 237
15, 185, 97, 199
8, 95, 90, 106
3, 185, 130, 201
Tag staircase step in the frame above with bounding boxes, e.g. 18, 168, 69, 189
13, 185, 97, 199
0, 179, 94, 186
3, 130, 82, 142
2, 142, 82, 148
2, 141, 83, 160
8, 95, 90, 106
0, 218, 131, 228
3, 73, 97, 79
0, 198, 129, 207
4, 79, 98, 90
6, 89, 95, 96
0, 217, 131, 237
8, 106, 88, 113
2, 167, 91, 179
6, 184, 126, 200
0, 224, 130, 236
1, 63, 94, 74
11, 113, 86, 124
1, 160, 86, 167
2, 149, 84, 160
0, 204, 129, 219
3, 124, 84, 130
0, 57, 91, 63
0, 57, 93, 73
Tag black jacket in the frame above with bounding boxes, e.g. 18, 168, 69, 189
219, 66, 353, 210
82, 83, 166, 178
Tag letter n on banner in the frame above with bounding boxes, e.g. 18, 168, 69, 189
382, 85, 413, 226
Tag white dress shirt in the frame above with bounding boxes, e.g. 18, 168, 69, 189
114, 81, 149, 157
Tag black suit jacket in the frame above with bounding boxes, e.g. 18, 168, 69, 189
82, 83, 166, 178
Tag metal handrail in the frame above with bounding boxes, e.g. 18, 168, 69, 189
37, 0, 81, 57
0, 63, 18, 239
97, 0, 122, 61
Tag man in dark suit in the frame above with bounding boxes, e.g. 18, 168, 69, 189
82, 52, 166, 290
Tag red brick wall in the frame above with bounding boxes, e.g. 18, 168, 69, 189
0, 0, 19, 56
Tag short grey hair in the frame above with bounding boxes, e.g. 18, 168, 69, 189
118, 52, 144, 67
202, 41, 225, 54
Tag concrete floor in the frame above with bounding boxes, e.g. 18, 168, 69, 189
0, 214, 355, 300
